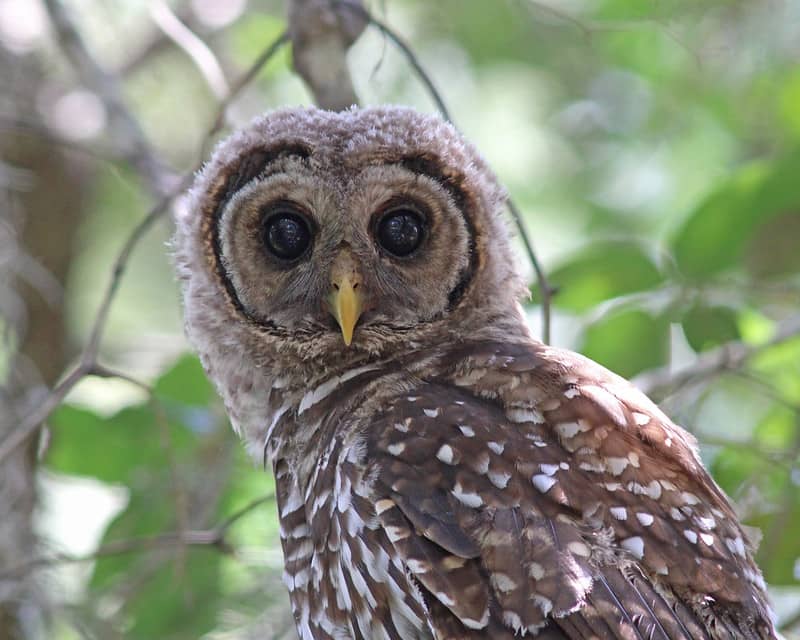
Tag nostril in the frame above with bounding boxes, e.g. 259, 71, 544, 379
332, 283, 340, 290
352, 282, 359, 290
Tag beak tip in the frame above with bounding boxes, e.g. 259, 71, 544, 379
330, 275, 363, 347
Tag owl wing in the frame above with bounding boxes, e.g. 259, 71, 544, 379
365, 341, 775, 639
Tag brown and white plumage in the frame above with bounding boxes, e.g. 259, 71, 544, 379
173, 106, 777, 639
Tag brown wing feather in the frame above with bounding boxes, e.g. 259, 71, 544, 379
366, 339, 776, 639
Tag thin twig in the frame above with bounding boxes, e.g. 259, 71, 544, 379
334, 0, 553, 342
0, 193, 176, 464
506, 199, 552, 343
149, 0, 229, 100
332, 0, 450, 119
0, 493, 275, 579
204, 30, 290, 149
87, 363, 153, 392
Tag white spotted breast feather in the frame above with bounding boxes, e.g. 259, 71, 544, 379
365, 339, 777, 639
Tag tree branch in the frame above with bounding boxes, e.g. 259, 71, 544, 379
288, 0, 366, 110
638, 313, 800, 402
0, 494, 275, 579
0, 30, 290, 466
42, 0, 175, 196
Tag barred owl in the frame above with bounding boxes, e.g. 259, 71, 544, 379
173, 106, 777, 639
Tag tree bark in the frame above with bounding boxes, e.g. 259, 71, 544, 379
0, 50, 90, 640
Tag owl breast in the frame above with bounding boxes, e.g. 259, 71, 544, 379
272, 363, 435, 640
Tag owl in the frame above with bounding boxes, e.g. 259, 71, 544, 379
173, 106, 777, 639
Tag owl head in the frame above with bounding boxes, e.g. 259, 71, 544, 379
174, 106, 528, 376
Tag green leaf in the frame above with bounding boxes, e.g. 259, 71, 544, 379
154, 354, 215, 407
755, 407, 797, 450
673, 152, 800, 279
47, 404, 168, 484
90, 490, 224, 639
539, 241, 662, 312
681, 304, 740, 352
580, 310, 669, 378
710, 446, 765, 497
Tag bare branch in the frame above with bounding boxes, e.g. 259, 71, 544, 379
332, 1, 451, 120
0, 192, 175, 464
203, 30, 290, 152
149, 0, 229, 101
0, 29, 292, 466
0, 494, 275, 579
638, 313, 800, 402
506, 199, 553, 344
288, 0, 366, 110
42, 0, 175, 196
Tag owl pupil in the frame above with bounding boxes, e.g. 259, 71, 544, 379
377, 210, 423, 257
264, 213, 311, 261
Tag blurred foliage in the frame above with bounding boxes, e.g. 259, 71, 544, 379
1, 0, 800, 637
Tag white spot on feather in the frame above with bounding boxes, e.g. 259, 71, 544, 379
459, 425, 475, 437
532, 474, 556, 493
491, 573, 517, 592
423, 408, 439, 418
298, 364, 378, 414
533, 594, 554, 616
540, 463, 559, 476
726, 536, 746, 557
387, 442, 405, 456
681, 491, 700, 505
488, 470, 512, 489
452, 484, 483, 508
606, 457, 629, 475
568, 541, 591, 557
394, 420, 410, 433
436, 444, 455, 464
461, 609, 490, 629
487, 441, 505, 455
502, 611, 523, 632
621, 536, 645, 559
385, 526, 409, 543
507, 407, 544, 424
683, 530, 698, 544
375, 499, 395, 515
636, 512, 654, 527
556, 420, 590, 438
610, 506, 627, 521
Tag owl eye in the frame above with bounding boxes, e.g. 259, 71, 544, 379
376, 208, 425, 257
262, 209, 312, 262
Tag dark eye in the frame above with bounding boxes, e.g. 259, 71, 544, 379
262, 210, 312, 261
376, 208, 425, 257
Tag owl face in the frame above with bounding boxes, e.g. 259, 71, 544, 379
218, 152, 473, 346
176, 107, 526, 365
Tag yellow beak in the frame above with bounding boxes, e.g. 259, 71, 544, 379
329, 275, 363, 346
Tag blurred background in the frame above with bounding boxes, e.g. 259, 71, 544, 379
1, 0, 800, 638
